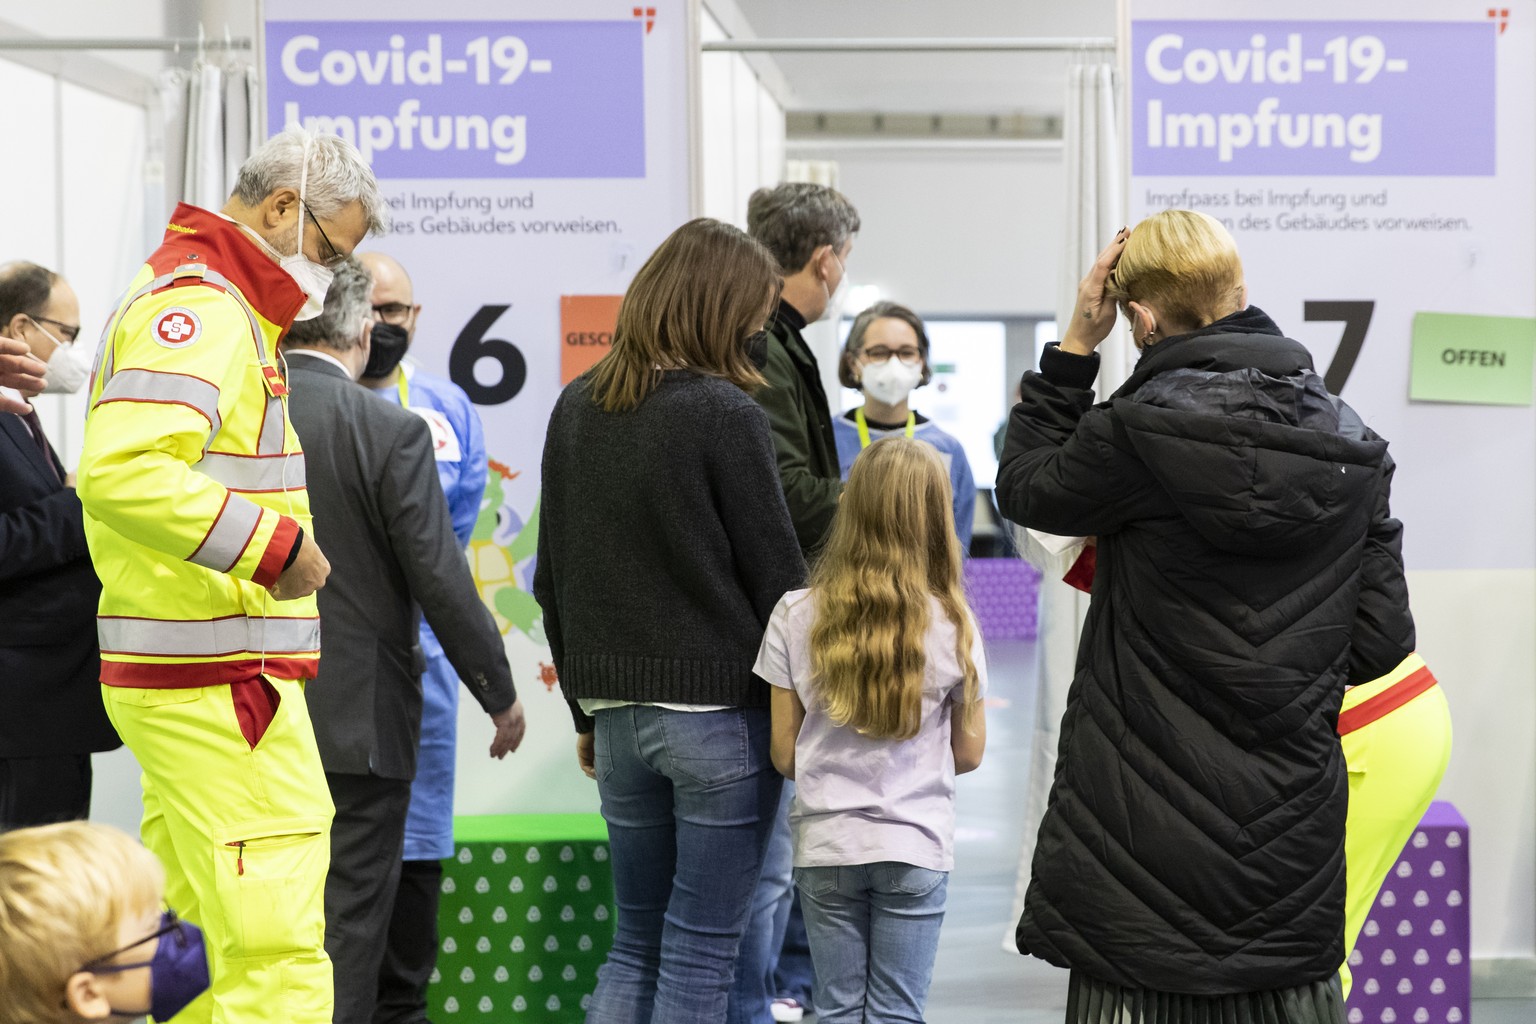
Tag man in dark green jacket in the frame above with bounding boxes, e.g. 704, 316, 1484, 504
732, 182, 860, 1024
746, 182, 861, 560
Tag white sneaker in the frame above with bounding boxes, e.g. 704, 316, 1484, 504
770, 998, 806, 1022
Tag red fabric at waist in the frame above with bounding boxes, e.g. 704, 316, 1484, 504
100, 655, 317, 688
1337, 665, 1437, 736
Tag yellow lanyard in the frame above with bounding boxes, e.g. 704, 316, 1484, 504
855, 407, 915, 449
395, 370, 409, 408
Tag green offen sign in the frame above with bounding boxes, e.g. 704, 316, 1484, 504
1409, 312, 1536, 406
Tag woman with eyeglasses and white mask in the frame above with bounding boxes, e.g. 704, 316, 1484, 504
834, 301, 975, 550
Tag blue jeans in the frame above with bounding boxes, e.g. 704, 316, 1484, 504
773, 891, 816, 1006
727, 781, 796, 1024
589, 706, 783, 1024
794, 862, 949, 1024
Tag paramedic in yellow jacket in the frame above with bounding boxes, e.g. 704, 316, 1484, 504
76, 128, 384, 1024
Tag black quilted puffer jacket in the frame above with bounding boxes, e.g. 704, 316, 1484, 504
996, 306, 1414, 994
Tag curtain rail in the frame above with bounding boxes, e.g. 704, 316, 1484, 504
0, 37, 252, 52
703, 37, 1114, 54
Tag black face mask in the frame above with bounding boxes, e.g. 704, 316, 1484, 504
363, 322, 410, 379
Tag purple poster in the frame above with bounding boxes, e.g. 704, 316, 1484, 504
1130, 21, 1495, 176
265, 20, 646, 179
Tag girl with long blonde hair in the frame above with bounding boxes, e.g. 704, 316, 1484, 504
756, 436, 987, 1024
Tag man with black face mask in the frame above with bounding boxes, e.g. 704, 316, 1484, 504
357, 250, 491, 1024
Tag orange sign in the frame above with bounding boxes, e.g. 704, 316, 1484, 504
559, 295, 623, 385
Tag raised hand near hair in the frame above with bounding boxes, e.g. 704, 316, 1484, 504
0, 336, 47, 413
488, 699, 527, 759
269, 535, 331, 601
1060, 227, 1130, 357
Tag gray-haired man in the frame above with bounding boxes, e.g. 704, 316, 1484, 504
77, 127, 384, 1024
734, 182, 860, 1024
282, 258, 525, 1024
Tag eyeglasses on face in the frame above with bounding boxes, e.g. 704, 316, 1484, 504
371, 303, 415, 325
83, 910, 189, 974
859, 345, 923, 366
301, 200, 349, 269
29, 315, 81, 344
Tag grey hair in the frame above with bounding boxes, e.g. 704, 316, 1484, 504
747, 183, 861, 275
283, 257, 372, 352
233, 128, 387, 235
0, 261, 58, 330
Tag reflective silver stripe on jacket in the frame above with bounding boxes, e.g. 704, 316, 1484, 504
195, 452, 306, 492
96, 369, 223, 442
200, 267, 290, 458
98, 615, 321, 657
258, 394, 287, 456
188, 495, 264, 573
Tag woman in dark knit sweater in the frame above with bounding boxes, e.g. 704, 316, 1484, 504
533, 218, 807, 1024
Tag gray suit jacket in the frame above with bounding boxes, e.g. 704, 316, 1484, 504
285, 351, 516, 779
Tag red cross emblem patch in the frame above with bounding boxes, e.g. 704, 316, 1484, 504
152, 307, 202, 349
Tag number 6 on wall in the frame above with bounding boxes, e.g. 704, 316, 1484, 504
450, 305, 527, 405
1306, 300, 1375, 395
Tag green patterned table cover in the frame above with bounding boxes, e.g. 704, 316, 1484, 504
430, 814, 615, 1019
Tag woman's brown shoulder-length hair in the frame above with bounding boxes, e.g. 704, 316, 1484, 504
588, 217, 780, 413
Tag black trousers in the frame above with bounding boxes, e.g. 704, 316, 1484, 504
0, 753, 92, 830
325, 772, 414, 1024
374, 858, 444, 1024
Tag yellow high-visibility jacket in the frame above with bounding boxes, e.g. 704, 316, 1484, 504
79, 203, 320, 687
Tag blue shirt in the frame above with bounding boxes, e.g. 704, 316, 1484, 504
831, 408, 976, 551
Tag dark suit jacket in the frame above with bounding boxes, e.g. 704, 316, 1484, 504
0, 412, 119, 757
284, 353, 516, 780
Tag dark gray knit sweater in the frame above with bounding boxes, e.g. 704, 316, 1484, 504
533, 370, 807, 732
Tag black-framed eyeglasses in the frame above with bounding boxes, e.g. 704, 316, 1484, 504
301, 200, 348, 269
860, 345, 923, 366
371, 303, 415, 325
82, 910, 187, 974
28, 314, 81, 344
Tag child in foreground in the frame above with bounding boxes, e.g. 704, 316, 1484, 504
757, 436, 988, 1024
0, 821, 209, 1024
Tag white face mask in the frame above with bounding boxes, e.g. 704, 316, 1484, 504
860, 356, 924, 406
817, 250, 849, 323
41, 335, 91, 394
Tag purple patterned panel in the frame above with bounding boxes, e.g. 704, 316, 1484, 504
1347, 801, 1469, 1024
963, 559, 1041, 642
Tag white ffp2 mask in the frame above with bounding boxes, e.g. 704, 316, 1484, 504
42, 339, 91, 394
860, 357, 924, 406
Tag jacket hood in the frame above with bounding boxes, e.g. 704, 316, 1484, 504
1114, 318, 1386, 557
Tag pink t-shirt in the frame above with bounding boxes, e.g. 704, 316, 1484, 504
754, 588, 988, 872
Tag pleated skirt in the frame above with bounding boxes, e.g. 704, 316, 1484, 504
1066, 971, 1345, 1024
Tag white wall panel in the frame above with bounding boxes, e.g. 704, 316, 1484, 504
812, 147, 1064, 318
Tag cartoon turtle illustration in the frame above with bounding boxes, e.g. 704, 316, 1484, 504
469, 459, 544, 642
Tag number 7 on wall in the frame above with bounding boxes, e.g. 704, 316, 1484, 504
1306, 300, 1375, 395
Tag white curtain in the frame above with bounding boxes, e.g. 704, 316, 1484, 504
1004, 56, 1125, 953
150, 59, 261, 223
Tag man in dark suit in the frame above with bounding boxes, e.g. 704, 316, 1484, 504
0, 261, 120, 828
281, 257, 526, 1024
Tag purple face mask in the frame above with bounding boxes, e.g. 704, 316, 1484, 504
85, 909, 211, 1020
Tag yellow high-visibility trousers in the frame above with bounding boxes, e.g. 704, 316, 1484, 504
1338, 655, 1452, 999
103, 676, 335, 1024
